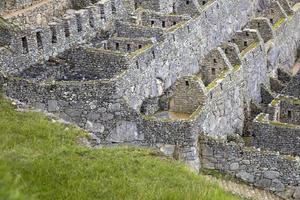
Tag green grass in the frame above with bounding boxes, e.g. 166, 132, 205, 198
0, 96, 243, 200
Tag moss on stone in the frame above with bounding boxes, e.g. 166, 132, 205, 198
128, 44, 153, 58
206, 69, 229, 90
242, 136, 252, 147
283, 155, 297, 161
270, 98, 280, 106
271, 95, 300, 107
256, 113, 266, 122
240, 42, 258, 57
167, 21, 187, 32
233, 64, 241, 71
273, 17, 285, 29
269, 121, 298, 128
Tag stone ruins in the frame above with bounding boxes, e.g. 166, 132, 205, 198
1, 0, 300, 198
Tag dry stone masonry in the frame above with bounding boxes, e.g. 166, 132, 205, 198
1, 0, 300, 199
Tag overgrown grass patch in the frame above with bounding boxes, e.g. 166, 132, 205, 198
0, 96, 243, 200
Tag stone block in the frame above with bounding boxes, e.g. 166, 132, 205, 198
294, 187, 300, 200
236, 171, 254, 183
263, 170, 280, 180
85, 121, 105, 133
270, 179, 284, 192
229, 162, 239, 171
48, 100, 59, 112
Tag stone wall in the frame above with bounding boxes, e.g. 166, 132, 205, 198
240, 31, 269, 103
279, 100, 300, 125
134, 0, 174, 14
199, 136, 300, 199
259, 1, 287, 27
3, 77, 143, 143
2, 0, 72, 28
200, 63, 245, 137
199, 48, 230, 86
118, 0, 260, 112
282, 72, 300, 98
115, 20, 165, 41
169, 76, 206, 114
252, 114, 300, 156
2, 0, 36, 12
0, 0, 121, 73
3, 0, 300, 141
247, 17, 274, 42
175, 0, 200, 16
266, 2, 300, 73
107, 37, 154, 53
60, 47, 129, 80
140, 9, 190, 29
251, 94, 300, 156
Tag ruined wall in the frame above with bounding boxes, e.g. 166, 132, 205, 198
282, 72, 300, 98
169, 77, 206, 114
200, 136, 300, 199
107, 37, 153, 53
247, 17, 274, 42
252, 117, 300, 156
266, 3, 300, 73
134, 0, 174, 14
0, 0, 120, 73
2, 0, 72, 28
175, 0, 200, 16
140, 10, 190, 29
118, 0, 260, 111
199, 48, 229, 86
115, 20, 165, 41
240, 36, 269, 103
279, 100, 300, 125
200, 66, 245, 136
60, 47, 129, 80
2, 0, 35, 11
3, 78, 142, 143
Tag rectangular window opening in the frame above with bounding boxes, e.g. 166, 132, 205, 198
64, 22, 70, 37
100, 6, 106, 20
111, 0, 116, 14
212, 68, 216, 75
51, 26, 57, 44
151, 20, 155, 27
76, 14, 82, 32
21, 36, 29, 54
288, 110, 292, 119
89, 11, 95, 28
36, 31, 43, 49
127, 44, 131, 52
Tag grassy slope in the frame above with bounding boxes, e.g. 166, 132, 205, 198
0, 97, 243, 200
